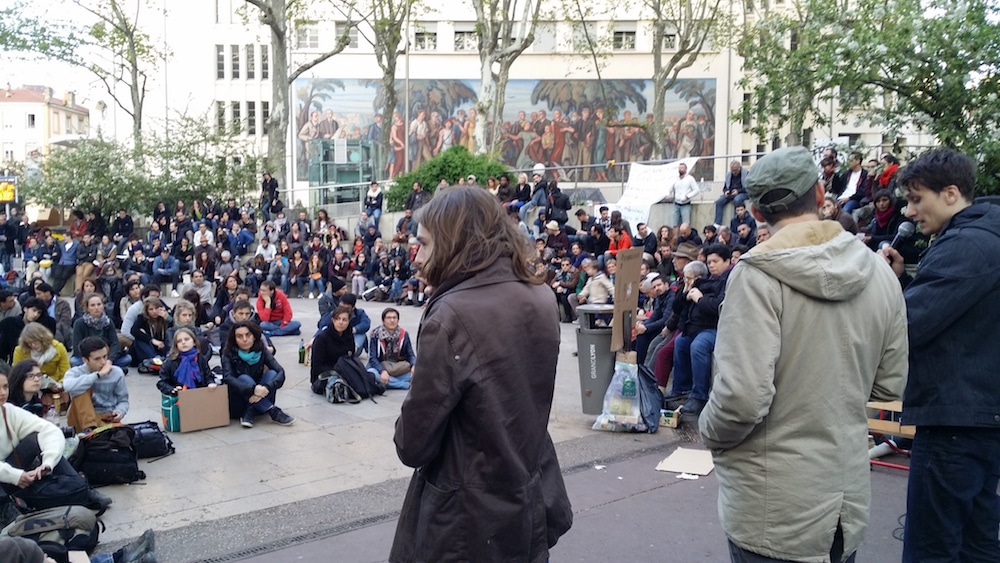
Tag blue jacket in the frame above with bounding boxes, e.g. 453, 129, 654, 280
367, 328, 416, 374
901, 203, 1000, 427
643, 289, 675, 336
56, 240, 78, 266
153, 254, 179, 275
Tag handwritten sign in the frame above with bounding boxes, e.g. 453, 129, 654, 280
611, 159, 699, 231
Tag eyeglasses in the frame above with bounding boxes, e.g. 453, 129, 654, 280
27, 372, 43, 380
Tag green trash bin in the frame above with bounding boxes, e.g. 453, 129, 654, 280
576, 304, 615, 415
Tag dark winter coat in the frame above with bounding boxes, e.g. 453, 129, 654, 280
390, 257, 572, 562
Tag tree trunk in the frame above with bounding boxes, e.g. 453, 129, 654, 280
651, 22, 666, 160
475, 57, 495, 155
379, 70, 398, 177
489, 64, 511, 156
266, 0, 289, 193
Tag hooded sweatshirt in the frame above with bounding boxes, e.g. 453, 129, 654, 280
700, 220, 908, 562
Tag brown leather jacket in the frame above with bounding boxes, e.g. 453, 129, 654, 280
390, 258, 572, 562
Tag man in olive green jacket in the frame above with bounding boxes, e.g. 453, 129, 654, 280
700, 146, 908, 562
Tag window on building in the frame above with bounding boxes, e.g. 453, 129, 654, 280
261, 101, 269, 135
742, 94, 752, 127
335, 22, 358, 48
3, 148, 14, 161
741, 149, 751, 165
771, 136, 781, 151
414, 32, 437, 51
247, 101, 256, 135
26, 114, 36, 129
803, 128, 813, 148
296, 23, 320, 49
231, 101, 241, 131
231, 44, 240, 79
52, 112, 60, 134
612, 30, 636, 51
756, 143, 766, 159
789, 31, 799, 51
261, 45, 269, 79
454, 30, 477, 51
65, 115, 72, 134
78, 116, 86, 134
572, 22, 596, 51
533, 23, 556, 52
232, 156, 242, 167
216, 101, 226, 133
246, 44, 255, 79
216, 45, 225, 79
662, 33, 678, 50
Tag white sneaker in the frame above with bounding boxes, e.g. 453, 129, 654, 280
171, 289, 179, 297
308, 292, 315, 299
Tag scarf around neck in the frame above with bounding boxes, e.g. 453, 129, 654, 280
174, 348, 202, 389
83, 311, 111, 331
30, 345, 57, 365
238, 349, 262, 365
373, 325, 403, 360
875, 206, 896, 229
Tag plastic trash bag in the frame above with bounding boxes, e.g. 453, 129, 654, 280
593, 359, 647, 432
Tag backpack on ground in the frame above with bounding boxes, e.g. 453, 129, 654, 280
328, 356, 385, 403
129, 421, 175, 460
69, 424, 145, 486
325, 375, 362, 404
1, 505, 102, 554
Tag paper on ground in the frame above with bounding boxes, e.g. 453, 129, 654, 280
655, 447, 715, 476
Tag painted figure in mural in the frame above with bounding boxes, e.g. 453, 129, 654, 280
676, 109, 699, 159
389, 112, 405, 178
461, 107, 476, 153
298, 111, 320, 142
318, 109, 339, 139
409, 109, 430, 169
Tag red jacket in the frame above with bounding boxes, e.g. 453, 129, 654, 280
257, 289, 293, 326
608, 231, 633, 256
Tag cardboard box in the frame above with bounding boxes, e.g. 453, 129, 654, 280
162, 385, 231, 432
659, 409, 680, 428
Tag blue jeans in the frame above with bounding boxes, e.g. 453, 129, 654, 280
234, 371, 281, 414
354, 334, 367, 353
308, 278, 325, 295
842, 199, 860, 214
715, 193, 749, 225
365, 207, 382, 229
367, 367, 411, 390
673, 203, 692, 227
0, 248, 11, 273
260, 320, 301, 337
671, 329, 717, 400
903, 426, 1000, 562
288, 277, 306, 297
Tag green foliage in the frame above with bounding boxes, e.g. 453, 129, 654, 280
737, 0, 1000, 194
22, 118, 264, 218
385, 146, 510, 211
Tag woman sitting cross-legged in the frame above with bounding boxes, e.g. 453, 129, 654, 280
157, 328, 216, 396
221, 321, 294, 428
309, 305, 356, 394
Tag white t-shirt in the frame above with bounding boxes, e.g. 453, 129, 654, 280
840, 169, 863, 201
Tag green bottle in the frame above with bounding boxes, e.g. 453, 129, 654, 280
298, 339, 306, 364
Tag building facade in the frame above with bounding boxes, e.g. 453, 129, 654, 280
0, 86, 90, 165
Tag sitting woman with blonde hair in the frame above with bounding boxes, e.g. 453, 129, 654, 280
12, 322, 69, 399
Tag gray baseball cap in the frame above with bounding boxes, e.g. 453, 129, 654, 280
745, 146, 819, 214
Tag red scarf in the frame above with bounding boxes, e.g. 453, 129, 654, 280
875, 206, 896, 229
878, 164, 899, 188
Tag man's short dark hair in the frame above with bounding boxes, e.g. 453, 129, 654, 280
599, 206, 609, 213
125, 280, 141, 294
575, 209, 588, 217
382, 307, 400, 321
140, 285, 159, 299
704, 243, 732, 262
260, 280, 276, 291
732, 244, 750, 255
79, 336, 110, 359
756, 184, 820, 225
897, 148, 976, 202
22, 297, 46, 312
34, 283, 54, 295
340, 293, 357, 307
820, 157, 837, 168
704, 224, 717, 234
232, 299, 252, 311
0, 290, 12, 302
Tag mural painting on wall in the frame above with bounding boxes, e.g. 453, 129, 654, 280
293, 78, 717, 182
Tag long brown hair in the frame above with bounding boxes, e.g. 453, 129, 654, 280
414, 186, 538, 287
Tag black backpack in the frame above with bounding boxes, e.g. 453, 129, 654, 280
70, 425, 145, 486
331, 356, 385, 402
1, 505, 102, 554
129, 421, 175, 460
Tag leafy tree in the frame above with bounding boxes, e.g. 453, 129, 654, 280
22, 118, 263, 218
738, 0, 1000, 193
2, 0, 163, 153
241, 0, 358, 190
471, 0, 542, 155
385, 145, 509, 211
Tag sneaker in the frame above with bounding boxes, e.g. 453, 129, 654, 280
269, 407, 295, 426
119, 528, 155, 563
308, 292, 314, 299
663, 392, 690, 411
170, 289, 179, 298
240, 409, 254, 428
678, 397, 707, 416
